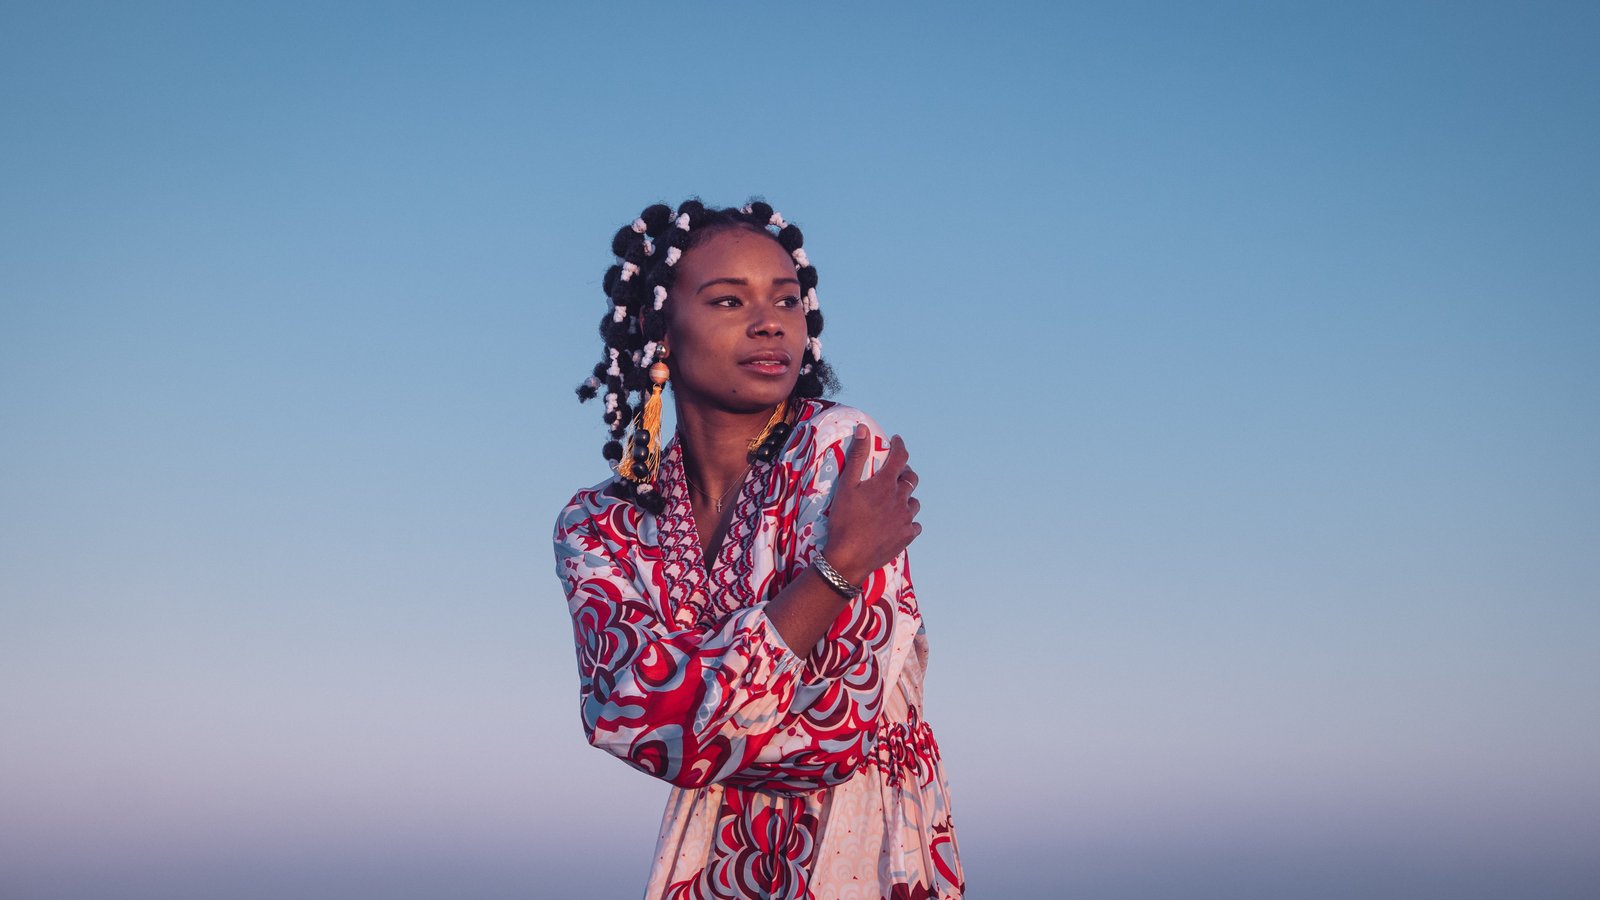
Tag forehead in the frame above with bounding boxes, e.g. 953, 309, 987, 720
678, 227, 794, 276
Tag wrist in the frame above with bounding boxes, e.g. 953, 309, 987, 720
811, 550, 863, 601
817, 544, 870, 587
836, 563, 872, 586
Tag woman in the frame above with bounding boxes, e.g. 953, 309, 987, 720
554, 200, 964, 899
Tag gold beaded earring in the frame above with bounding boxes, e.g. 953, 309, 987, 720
621, 349, 670, 483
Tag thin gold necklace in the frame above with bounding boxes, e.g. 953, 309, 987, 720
683, 463, 750, 514
682, 400, 783, 514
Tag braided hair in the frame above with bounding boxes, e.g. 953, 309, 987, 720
575, 198, 839, 514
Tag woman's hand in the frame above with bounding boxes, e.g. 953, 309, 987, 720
765, 423, 920, 653
821, 424, 922, 584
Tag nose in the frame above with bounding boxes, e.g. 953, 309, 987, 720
749, 305, 785, 338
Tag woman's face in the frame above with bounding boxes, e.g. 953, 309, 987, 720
664, 228, 806, 414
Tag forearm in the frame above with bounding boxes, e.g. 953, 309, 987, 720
763, 564, 858, 656
730, 548, 900, 793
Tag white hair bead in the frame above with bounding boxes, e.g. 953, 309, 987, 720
675, 214, 690, 230
642, 237, 654, 256
803, 288, 818, 312
631, 217, 647, 233
807, 336, 822, 359
631, 349, 642, 367
770, 213, 786, 229
653, 286, 668, 309
612, 304, 627, 323
665, 247, 681, 266
607, 348, 621, 378
641, 341, 658, 364
620, 261, 639, 281
792, 248, 809, 268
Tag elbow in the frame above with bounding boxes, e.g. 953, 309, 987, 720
586, 727, 720, 789
586, 723, 747, 790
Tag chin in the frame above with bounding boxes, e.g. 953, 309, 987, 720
726, 384, 796, 413
733, 394, 792, 413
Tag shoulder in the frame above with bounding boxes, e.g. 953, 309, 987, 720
552, 476, 639, 547
791, 399, 887, 454
778, 400, 891, 488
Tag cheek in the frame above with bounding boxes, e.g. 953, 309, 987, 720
665, 315, 731, 359
662, 323, 713, 381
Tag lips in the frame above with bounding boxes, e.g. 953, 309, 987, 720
738, 350, 792, 375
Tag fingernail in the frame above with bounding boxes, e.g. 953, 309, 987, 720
854, 424, 867, 438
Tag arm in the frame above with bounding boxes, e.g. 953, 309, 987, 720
553, 413, 921, 794
555, 494, 804, 789
718, 413, 925, 793
765, 420, 920, 654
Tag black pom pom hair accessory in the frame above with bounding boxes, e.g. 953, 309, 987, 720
574, 199, 837, 514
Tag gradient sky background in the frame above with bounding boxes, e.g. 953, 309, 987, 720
3, 2, 1597, 898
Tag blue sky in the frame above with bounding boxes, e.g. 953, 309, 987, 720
2, 2, 1597, 898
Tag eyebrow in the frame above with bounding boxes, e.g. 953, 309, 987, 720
695, 276, 802, 294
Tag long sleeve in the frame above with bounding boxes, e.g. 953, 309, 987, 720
717, 409, 920, 793
554, 494, 807, 789
553, 405, 921, 797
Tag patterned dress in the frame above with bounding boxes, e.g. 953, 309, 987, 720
553, 400, 964, 899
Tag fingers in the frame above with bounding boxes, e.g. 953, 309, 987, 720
825, 423, 926, 572
897, 466, 918, 500
841, 423, 871, 484
880, 434, 910, 478
843, 425, 909, 485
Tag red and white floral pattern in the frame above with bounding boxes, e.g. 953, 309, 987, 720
555, 401, 964, 899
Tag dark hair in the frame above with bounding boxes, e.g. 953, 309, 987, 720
575, 198, 838, 513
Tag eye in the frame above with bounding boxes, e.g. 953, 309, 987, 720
710, 296, 742, 308
776, 295, 801, 309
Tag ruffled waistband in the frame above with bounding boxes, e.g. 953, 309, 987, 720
871, 704, 941, 789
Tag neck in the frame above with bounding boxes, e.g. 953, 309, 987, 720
674, 398, 782, 496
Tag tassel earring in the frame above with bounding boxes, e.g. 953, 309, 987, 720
622, 355, 670, 482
